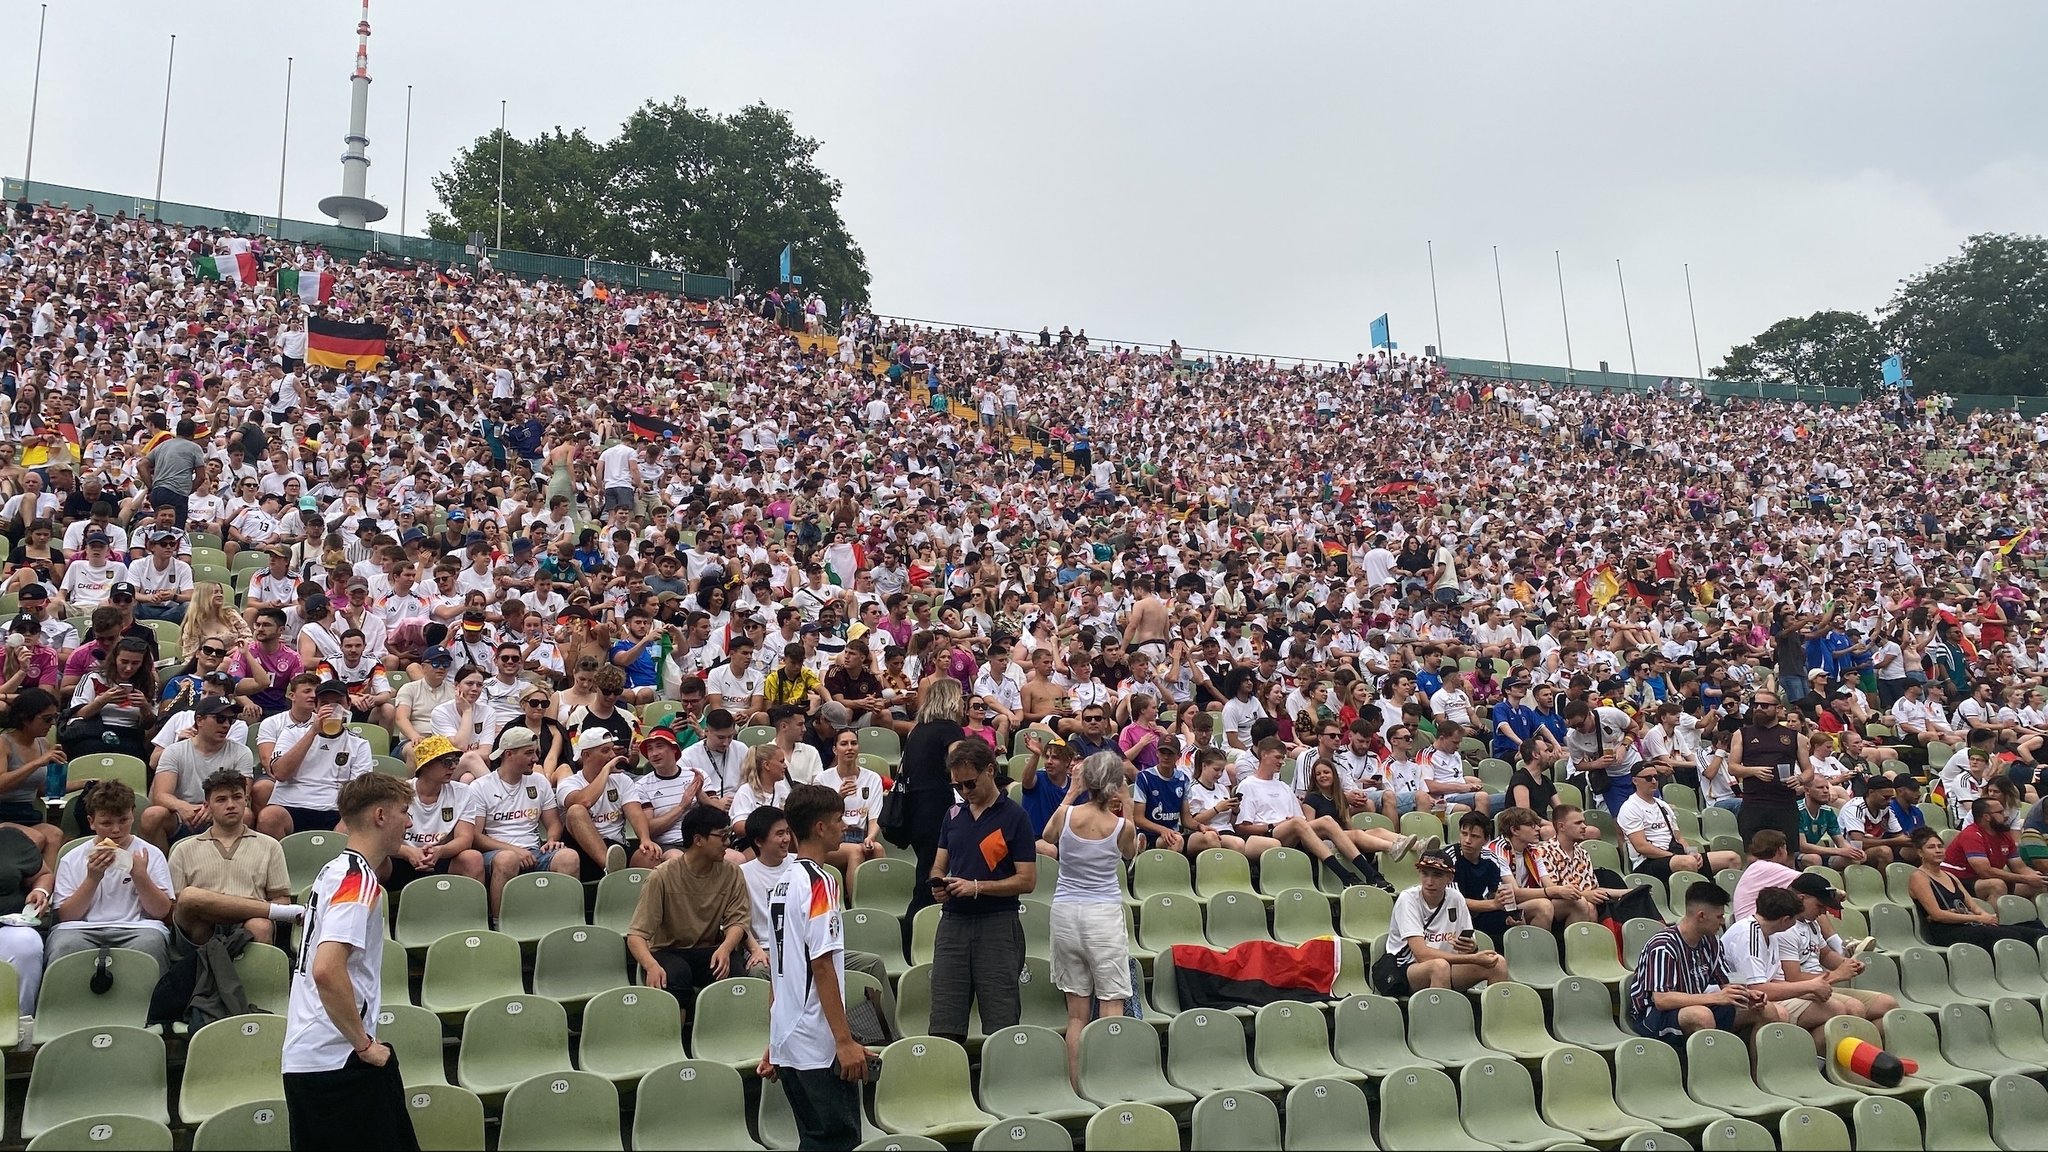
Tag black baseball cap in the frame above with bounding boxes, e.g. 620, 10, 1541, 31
314, 679, 350, 701
1788, 872, 1842, 912
195, 695, 239, 717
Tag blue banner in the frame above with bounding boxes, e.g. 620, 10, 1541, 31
778, 244, 792, 284
1370, 313, 1390, 349
1881, 353, 1903, 385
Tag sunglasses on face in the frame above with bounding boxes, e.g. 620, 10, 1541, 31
200, 646, 227, 657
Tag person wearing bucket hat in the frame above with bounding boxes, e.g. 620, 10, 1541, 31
384, 735, 485, 889
1370, 847, 1508, 997
469, 725, 581, 921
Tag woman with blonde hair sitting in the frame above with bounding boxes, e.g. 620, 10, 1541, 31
180, 580, 251, 658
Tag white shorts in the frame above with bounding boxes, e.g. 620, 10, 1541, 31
1050, 901, 1133, 1001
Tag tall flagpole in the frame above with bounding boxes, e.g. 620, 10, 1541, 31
153, 34, 177, 216
22, 4, 48, 189
1616, 258, 1640, 389
1492, 244, 1512, 375
276, 57, 293, 234
1426, 240, 1444, 359
1684, 262, 1705, 380
495, 100, 507, 249
399, 84, 413, 237
1555, 250, 1574, 375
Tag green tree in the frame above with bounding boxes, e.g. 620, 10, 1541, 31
1712, 309, 1886, 391
427, 127, 624, 260
427, 100, 869, 306
1880, 233, 2048, 396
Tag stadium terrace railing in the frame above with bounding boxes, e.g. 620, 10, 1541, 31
3, 177, 732, 299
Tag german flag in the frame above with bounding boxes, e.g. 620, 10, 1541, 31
1170, 940, 1338, 1010
435, 269, 460, 288
449, 324, 472, 347
306, 318, 390, 370
627, 412, 684, 441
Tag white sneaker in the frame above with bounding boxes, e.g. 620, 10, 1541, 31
1390, 834, 1419, 860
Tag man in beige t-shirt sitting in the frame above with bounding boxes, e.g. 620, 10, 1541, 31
170, 768, 301, 946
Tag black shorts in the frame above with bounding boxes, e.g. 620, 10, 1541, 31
384, 855, 458, 889
280, 806, 341, 834
0, 801, 44, 828
1634, 856, 1676, 884
283, 1051, 418, 1152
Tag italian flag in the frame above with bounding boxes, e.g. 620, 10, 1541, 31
194, 251, 256, 286
278, 267, 334, 305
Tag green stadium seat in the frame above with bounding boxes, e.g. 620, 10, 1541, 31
1683, 1028, 1796, 1121
1617, 1134, 1689, 1152
456, 994, 572, 1100
1818, 1015, 1928, 1099
376, 1002, 448, 1087
1614, 1036, 1731, 1131
1194, 848, 1261, 903
856, 1137, 945, 1151
1550, 975, 1629, 1054
67, 751, 151, 792
419, 930, 524, 1016
278, 828, 348, 892
32, 947, 157, 1042
1015, 956, 1071, 1034
1842, 863, 1890, 909
1166, 1008, 1283, 1096
1138, 893, 1206, 954
530, 924, 629, 1007
1332, 993, 1438, 1078
1458, 1055, 1578, 1151
1754, 1021, 1862, 1110
1252, 1000, 1362, 1087
1084, 1103, 1178, 1151
908, 904, 942, 966
25, 1117, 173, 1152
1336, 886, 1393, 944
1191, 1089, 1281, 1151
687, 977, 771, 1070
1942, 1002, 2043, 1077
402, 1083, 486, 1151
1924, 1083, 1997, 1151
1853, 951, 1944, 1014
179, 1014, 286, 1126
381, 940, 411, 1007
1621, 917, 1664, 967
578, 986, 685, 1084
1405, 987, 1502, 1069
1272, 887, 1334, 944
977, 1025, 1095, 1124
1077, 1016, 1195, 1111
973, 1117, 1075, 1152
1477, 981, 1558, 1061
191, 1100, 290, 1151
1282, 1077, 1376, 1151
1255, 847, 1317, 898
590, 867, 649, 934
1879, 1007, 1990, 1088
844, 908, 908, 976
1131, 848, 1197, 903
1949, 941, 2013, 1003
1561, 921, 1630, 985
232, 941, 291, 1012
1777, 1106, 1850, 1151
1850, 1097, 1921, 1152
1539, 1045, 1657, 1144
0, 958, 22, 1046
853, 857, 916, 912
1204, 890, 1273, 947
393, 873, 489, 947
873, 1035, 999, 1142
496, 872, 586, 944
1019, 897, 1053, 959
1377, 1065, 1494, 1151
497, 1071, 622, 1151
1499, 924, 1568, 991
22, 1026, 169, 1139
737, 725, 776, 747
632, 1060, 764, 1150
1992, 938, 2048, 997
1991, 1073, 2048, 1151
1697, 1118, 1775, 1152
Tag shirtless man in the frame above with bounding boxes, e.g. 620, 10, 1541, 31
1125, 575, 1171, 659
1020, 647, 1071, 736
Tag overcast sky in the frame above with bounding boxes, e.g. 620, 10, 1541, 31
4, 1, 2044, 376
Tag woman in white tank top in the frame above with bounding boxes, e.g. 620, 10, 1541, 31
1043, 751, 1138, 1086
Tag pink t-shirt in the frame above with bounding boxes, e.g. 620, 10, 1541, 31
1731, 859, 1799, 921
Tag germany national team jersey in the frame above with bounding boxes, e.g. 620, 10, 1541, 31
284, 850, 386, 1073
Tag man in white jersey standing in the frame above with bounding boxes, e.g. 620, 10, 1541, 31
281, 773, 418, 1151
758, 782, 867, 1149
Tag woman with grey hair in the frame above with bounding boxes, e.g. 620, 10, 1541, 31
900, 675, 968, 925
1044, 749, 1138, 1086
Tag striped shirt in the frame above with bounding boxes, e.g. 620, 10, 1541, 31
1628, 926, 1729, 1021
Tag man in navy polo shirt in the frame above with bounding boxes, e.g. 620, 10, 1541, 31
927, 738, 1037, 1047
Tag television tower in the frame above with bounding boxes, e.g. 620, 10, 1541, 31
318, 0, 387, 230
